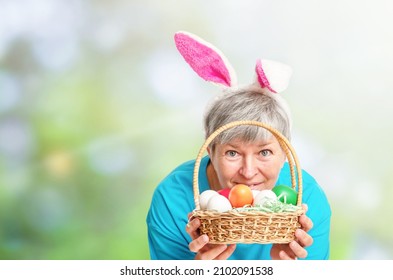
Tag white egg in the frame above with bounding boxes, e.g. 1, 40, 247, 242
199, 190, 219, 210
206, 195, 232, 212
253, 190, 277, 206
252, 190, 261, 200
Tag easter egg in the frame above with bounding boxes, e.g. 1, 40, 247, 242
272, 185, 298, 205
228, 184, 253, 208
218, 188, 231, 199
206, 195, 232, 212
199, 190, 218, 210
251, 190, 260, 200
253, 190, 277, 206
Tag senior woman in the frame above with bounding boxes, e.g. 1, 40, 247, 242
146, 31, 331, 260
146, 87, 331, 260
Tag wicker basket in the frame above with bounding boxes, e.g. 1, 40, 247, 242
192, 120, 305, 244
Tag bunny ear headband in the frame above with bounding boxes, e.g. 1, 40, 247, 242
174, 31, 292, 94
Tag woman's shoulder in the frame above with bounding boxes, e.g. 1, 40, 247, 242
147, 159, 198, 224
170, 158, 197, 175
158, 158, 196, 189
153, 159, 194, 199
156, 156, 210, 192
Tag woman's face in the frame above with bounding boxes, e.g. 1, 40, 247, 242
208, 137, 286, 191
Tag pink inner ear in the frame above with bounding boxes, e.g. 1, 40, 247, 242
255, 59, 276, 93
175, 33, 232, 87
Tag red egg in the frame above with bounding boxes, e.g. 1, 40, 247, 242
218, 188, 231, 198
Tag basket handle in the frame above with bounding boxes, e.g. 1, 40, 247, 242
193, 120, 303, 209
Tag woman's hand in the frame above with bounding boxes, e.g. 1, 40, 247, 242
270, 204, 314, 260
186, 215, 236, 260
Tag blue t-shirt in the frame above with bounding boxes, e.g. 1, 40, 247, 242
146, 156, 331, 260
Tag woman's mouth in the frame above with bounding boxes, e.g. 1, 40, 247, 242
249, 184, 261, 190
235, 183, 262, 190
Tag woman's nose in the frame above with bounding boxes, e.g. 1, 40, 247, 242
239, 157, 257, 179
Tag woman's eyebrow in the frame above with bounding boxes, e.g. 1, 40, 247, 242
224, 143, 240, 149
225, 140, 275, 149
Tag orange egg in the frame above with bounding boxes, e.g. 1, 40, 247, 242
228, 184, 253, 208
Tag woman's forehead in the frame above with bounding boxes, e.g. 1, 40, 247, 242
220, 136, 280, 147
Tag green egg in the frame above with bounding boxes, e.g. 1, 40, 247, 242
272, 185, 298, 205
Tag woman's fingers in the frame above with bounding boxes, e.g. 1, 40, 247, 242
195, 244, 231, 260
295, 229, 313, 248
289, 240, 308, 259
186, 218, 201, 240
215, 244, 236, 260
278, 249, 295, 260
189, 234, 209, 253
196, 244, 226, 260
188, 231, 237, 260
299, 214, 313, 232
185, 215, 235, 260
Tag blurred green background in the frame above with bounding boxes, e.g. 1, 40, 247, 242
1, 0, 393, 260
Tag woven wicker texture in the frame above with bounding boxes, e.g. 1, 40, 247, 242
192, 120, 304, 244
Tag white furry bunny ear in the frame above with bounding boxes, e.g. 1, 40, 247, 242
174, 31, 237, 88
255, 59, 292, 93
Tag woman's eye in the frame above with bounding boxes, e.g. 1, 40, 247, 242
260, 150, 272, 157
225, 150, 238, 157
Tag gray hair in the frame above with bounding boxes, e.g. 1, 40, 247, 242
203, 85, 292, 149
